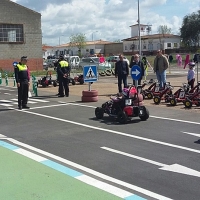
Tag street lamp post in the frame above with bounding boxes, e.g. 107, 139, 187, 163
59, 35, 68, 45
138, 0, 141, 56
92, 31, 98, 41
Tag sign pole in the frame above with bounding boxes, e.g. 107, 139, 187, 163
89, 82, 91, 91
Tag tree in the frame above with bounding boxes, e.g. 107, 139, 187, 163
69, 33, 87, 57
157, 25, 172, 50
157, 25, 171, 35
113, 39, 121, 43
180, 10, 200, 48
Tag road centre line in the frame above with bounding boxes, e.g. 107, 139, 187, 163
67, 103, 200, 125
181, 131, 200, 137
101, 147, 200, 178
2, 136, 172, 200
101, 147, 166, 167
13, 108, 200, 154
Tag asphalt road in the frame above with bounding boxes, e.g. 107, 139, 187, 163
0, 85, 200, 200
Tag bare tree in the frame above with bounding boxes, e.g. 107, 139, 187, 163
157, 25, 172, 50
69, 33, 87, 57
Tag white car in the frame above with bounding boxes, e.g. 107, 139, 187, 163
107, 55, 130, 66
79, 57, 111, 71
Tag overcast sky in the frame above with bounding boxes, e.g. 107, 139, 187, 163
11, 0, 200, 46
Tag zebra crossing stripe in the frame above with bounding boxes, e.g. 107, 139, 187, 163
29, 99, 49, 103
0, 99, 50, 107
0, 103, 13, 107
0, 100, 13, 103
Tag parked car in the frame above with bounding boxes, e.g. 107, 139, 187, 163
65, 56, 80, 68
46, 59, 58, 68
107, 55, 130, 66
79, 57, 111, 71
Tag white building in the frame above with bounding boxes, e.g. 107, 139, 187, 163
123, 24, 181, 55
46, 40, 112, 58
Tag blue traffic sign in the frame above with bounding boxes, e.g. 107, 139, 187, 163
83, 65, 97, 82
13, 61, 18, 67
131, 65, 141, 80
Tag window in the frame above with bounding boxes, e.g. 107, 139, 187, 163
0, 24, 24, 43
174, 43, 178, 48
125, 46, 127, 50
167, 43, 171, 48
143, 44, 146, 50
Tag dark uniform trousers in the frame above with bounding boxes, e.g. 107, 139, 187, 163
59, 76, 69, 96
18, 80, 29, 107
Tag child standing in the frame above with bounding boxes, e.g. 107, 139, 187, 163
187, 62, 195, 89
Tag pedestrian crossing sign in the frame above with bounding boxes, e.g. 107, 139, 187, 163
83, 65, 97, 82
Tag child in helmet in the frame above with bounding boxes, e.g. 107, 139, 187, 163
187, 62, 195, 89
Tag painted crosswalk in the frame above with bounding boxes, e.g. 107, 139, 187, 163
0, 98, 49, 107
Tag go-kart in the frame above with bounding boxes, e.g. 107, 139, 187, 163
74, 74, 84, 84
53, 76, 76, 87
95, 86, 149, 124
37, 71, 57, 87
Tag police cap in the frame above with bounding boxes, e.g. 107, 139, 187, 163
21, 56, 28, 61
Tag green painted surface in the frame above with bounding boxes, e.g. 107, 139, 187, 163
0, 147, 122, 200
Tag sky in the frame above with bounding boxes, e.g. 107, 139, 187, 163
11, 0, 200, 46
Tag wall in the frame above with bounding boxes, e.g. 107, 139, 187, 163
0, 0, 43, 71
104, 43, 123, 56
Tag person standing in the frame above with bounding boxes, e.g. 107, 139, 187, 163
57, 55, 70, 97
187, 62, 195, 89
129, 54, 144, 85
142, 56, 153, 81
14, 56, 30, 109
153, 50, 169, 89
115, 54, 129, 93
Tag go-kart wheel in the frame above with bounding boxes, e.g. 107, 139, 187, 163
105, 69, 112, 76
184, 99, 192, 108
111, 68, 115, 75
139, 107, 149, 121
147, 92, 153, 99
72, 79, 76, 85
95, 107, 104, 119
117, 111, 128, 124
153, 96, 161, 104
170, 98, 177, 106
53, 81, 57, 87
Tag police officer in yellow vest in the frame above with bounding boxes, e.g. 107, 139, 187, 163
57, 55, 70, 97
14, 56, 30, 109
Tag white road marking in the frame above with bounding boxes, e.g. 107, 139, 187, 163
150, 115, 200, 125
29, 99, 49, 102
0, 100, 13, 103
14, 148, 47, 162
0, 88, 15, 91
76, 175, 133, 198
101, 147, 200, 178
67, 103, 200, 125
4, 136, 172, 200
101, 147, 166, 167
4, 93, 11, 95
181, 131, 200, 137
0, 103, 13, 107
29, 104, 67, 110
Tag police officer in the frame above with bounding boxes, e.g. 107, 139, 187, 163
57, 55, 70, 97
54, 58, 62, 96
15, 56, 30, 109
